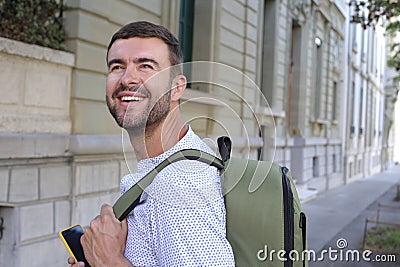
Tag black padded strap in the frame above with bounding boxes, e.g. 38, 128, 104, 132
300, 212, 307, 267
113, 149, 224, 221
217, 136, 232, 162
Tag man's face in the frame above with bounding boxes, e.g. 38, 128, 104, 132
106, 37, 173, 131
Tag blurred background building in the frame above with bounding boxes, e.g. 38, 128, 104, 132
0, 0, 397, 266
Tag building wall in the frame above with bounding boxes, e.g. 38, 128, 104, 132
64, 0, 180, 135
0, 38, 75, 266
345, 16, 388, 181
64, 0, 261, 151
0, 0, 397, 266
0, 1, 176, 266
178, 0, 262, 157
0, 38, 73, 134
258, 0, 347, 193
0, 1, 263, 266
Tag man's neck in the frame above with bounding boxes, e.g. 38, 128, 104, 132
128, 115, 188, 162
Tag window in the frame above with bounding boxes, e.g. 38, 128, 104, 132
368, 89, 373, 146
352, 24, 357, 50
179, 0, 195, 84
287, 21, 302, 135
314, 37, 323, 119
333, 42, 339, 69
332, 81, 338, 121
332, 154, 337, 173
260, 0, 278, 104
361, 28, 366, 61
313, 156, 319, 177
370, 34, 376, 73
350, 80, 356, 133
349, 162, 353, 177
359, 85, 364, 135
179, 0, 195, 63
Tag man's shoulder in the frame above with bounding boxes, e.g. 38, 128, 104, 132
146, 162, 222, 208
182, 128, 216, 156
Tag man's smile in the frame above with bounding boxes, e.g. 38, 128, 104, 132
121, 96, 144, 102
115, 91, 148, 107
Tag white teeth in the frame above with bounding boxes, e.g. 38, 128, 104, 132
121, 96, 144, 102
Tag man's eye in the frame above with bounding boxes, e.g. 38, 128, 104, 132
110, 65, 123, 72
140, 64, 154, 70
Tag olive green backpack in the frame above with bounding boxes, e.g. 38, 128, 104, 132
113, 136, 307, 266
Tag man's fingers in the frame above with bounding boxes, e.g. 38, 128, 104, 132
68, 256, 76, 264
100, 204, 119, 225
68, 256, 85, 267
100, 203, 114, 216
73, 203, 128, 266
81, 227, 92, 246
89, 215, 100, 230
121, 219, 128, 234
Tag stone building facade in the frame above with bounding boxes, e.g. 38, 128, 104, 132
259, 0, 347, 194
0, 0, 395, 266
345, 9, 395, 181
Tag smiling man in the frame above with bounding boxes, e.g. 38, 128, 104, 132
68, 21, 234, 266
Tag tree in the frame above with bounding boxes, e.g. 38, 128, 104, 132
0, 0, 66, 51
350, 0, 400, 76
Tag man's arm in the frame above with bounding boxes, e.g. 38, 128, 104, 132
69, 204, 132, 267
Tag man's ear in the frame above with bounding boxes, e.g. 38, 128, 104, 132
171, 74, 186, 102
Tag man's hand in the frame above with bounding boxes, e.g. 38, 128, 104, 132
79, 204, 131, 267
68, 256, 84, 267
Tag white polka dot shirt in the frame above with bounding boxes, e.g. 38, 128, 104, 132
120, 127, 235, 266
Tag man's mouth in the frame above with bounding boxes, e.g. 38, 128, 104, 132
121, 96, 145, 102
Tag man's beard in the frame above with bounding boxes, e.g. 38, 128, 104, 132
106, 82, 172, 133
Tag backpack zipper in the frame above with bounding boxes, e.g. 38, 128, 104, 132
281, 167, 294, 267
299, 212, 307, 267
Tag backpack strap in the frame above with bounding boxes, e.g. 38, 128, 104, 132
217, 136, 232, 162
113, 149, 224, 221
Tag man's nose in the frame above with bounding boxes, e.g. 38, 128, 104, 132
121, 66, 141, 88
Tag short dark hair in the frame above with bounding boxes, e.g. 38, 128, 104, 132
107, 21, 183, 67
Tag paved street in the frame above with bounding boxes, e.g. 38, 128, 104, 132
302, 166, 400, 266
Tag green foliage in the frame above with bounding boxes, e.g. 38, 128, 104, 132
386, 21, 400, 34
383, 3, 400, 74
365, 226, 400, 254
0, 0, 66, 51
360, 0, 400, 74
387, 22, 400, 75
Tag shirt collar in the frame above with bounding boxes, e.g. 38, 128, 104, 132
136, 125, 195, 174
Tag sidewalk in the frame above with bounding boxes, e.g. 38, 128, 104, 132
302, 165, 400, 265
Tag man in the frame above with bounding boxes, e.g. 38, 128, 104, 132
69, 21, 234, 266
